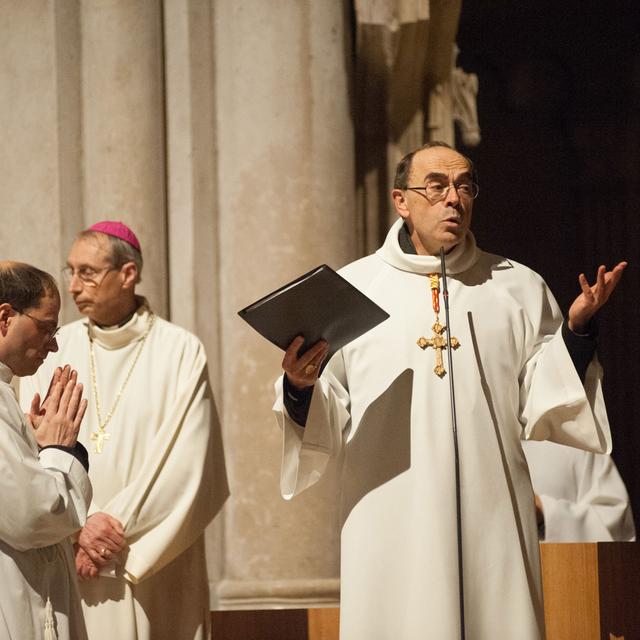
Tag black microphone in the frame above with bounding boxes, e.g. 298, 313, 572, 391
440, 246, 465, 640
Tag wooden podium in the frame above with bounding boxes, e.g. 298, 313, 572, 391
212, 543, 639, 639
540, 542, 640, 640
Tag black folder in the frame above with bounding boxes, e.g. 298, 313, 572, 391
238, 264, 389, 361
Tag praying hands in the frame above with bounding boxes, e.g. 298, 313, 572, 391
28, 364, 88, 448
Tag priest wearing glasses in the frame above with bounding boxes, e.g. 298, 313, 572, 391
21, 222, 228, 640
0, 262, 90, 639
274, 142, 626, 640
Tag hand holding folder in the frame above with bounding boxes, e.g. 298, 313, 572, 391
238, 265, 390, 377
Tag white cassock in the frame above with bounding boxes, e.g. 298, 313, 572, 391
1, 361, 91, 640
523, 440, 635, 542
21, 302, 228, 640
273, 219, 612, 640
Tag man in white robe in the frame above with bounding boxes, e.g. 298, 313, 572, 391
274, 143, 626, 639
524, 440, 635, 542
0, 261, 91, 640
21, 223, 228, 640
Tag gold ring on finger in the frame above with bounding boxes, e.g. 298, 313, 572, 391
304, 364, 317, 376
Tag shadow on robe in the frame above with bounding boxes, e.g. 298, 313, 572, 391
458, 251, 513, 288
81, 538, 208, 639
339, 368, 413, 529
467, 311, 545, 638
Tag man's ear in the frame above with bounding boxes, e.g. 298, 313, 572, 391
392, 189, 410, 219
120, 262, 138, 290
0, 303, 16, 336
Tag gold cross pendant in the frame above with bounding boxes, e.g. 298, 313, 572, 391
417, 321, 460, 378
90, 429, 111, 454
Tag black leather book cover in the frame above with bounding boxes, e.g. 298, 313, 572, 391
238, 264, 389, 359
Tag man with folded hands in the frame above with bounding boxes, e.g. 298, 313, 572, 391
0, 261, 90, 639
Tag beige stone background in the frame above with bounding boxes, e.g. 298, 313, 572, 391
0, 0, 466, 609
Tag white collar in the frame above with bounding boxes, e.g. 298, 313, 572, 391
86, 298, 154, 351
376, 218, 480, 275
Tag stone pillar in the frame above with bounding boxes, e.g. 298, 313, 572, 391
164, 0, 220, 388
0, 0, 83, 320
213, 0, 355, 608
80, 0, 168, 316
163, 0, 225, 605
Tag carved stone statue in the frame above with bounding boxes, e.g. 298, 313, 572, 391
428, 45, 481, 147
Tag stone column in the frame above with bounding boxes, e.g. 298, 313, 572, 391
0, 0, 83, 320
163, 0, 225, 605
80, 0, 168, 315
213, 0, 356, 608
164, 0, 220, 387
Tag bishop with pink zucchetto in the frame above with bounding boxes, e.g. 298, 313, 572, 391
87, 220, 142, 252
20, 220, 229, 640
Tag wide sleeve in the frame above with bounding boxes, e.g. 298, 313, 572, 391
540, 452, 636, 542
273, 349, 351, 499
0, 398, 91, 551
99, 342, 228, 583
517, 276, 611, 453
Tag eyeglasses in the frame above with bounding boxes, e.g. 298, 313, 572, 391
19, 311, 60, 342
406, 181, 479, 204
62, 265, 115, 288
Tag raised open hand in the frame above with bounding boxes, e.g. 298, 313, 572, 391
568, 262, 627, 332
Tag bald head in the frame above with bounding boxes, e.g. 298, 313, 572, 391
394, 142, 476, 190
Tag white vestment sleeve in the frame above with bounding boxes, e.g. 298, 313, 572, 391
0, 393, 91, 551
273, 350, 350, 499
97, 342, 228, 583
516, 277, 611, 453
539, 451, 636, 542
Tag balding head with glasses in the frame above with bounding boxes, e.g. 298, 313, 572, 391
391, 142, 479, 256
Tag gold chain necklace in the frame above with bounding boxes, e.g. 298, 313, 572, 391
89, 314, 155, 453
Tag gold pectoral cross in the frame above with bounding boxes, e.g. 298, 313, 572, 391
417, 321, 460, 378
90, 429, 111, 454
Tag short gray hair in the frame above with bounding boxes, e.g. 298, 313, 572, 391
78, 230, 143, 283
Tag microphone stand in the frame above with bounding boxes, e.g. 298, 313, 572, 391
440, 246, 465, 640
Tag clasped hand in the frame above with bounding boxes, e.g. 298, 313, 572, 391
75, 512, 126, 579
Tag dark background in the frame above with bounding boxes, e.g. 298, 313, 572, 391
457, 0, 640, 530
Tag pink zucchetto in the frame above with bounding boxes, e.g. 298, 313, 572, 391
87, 221, 141, 252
